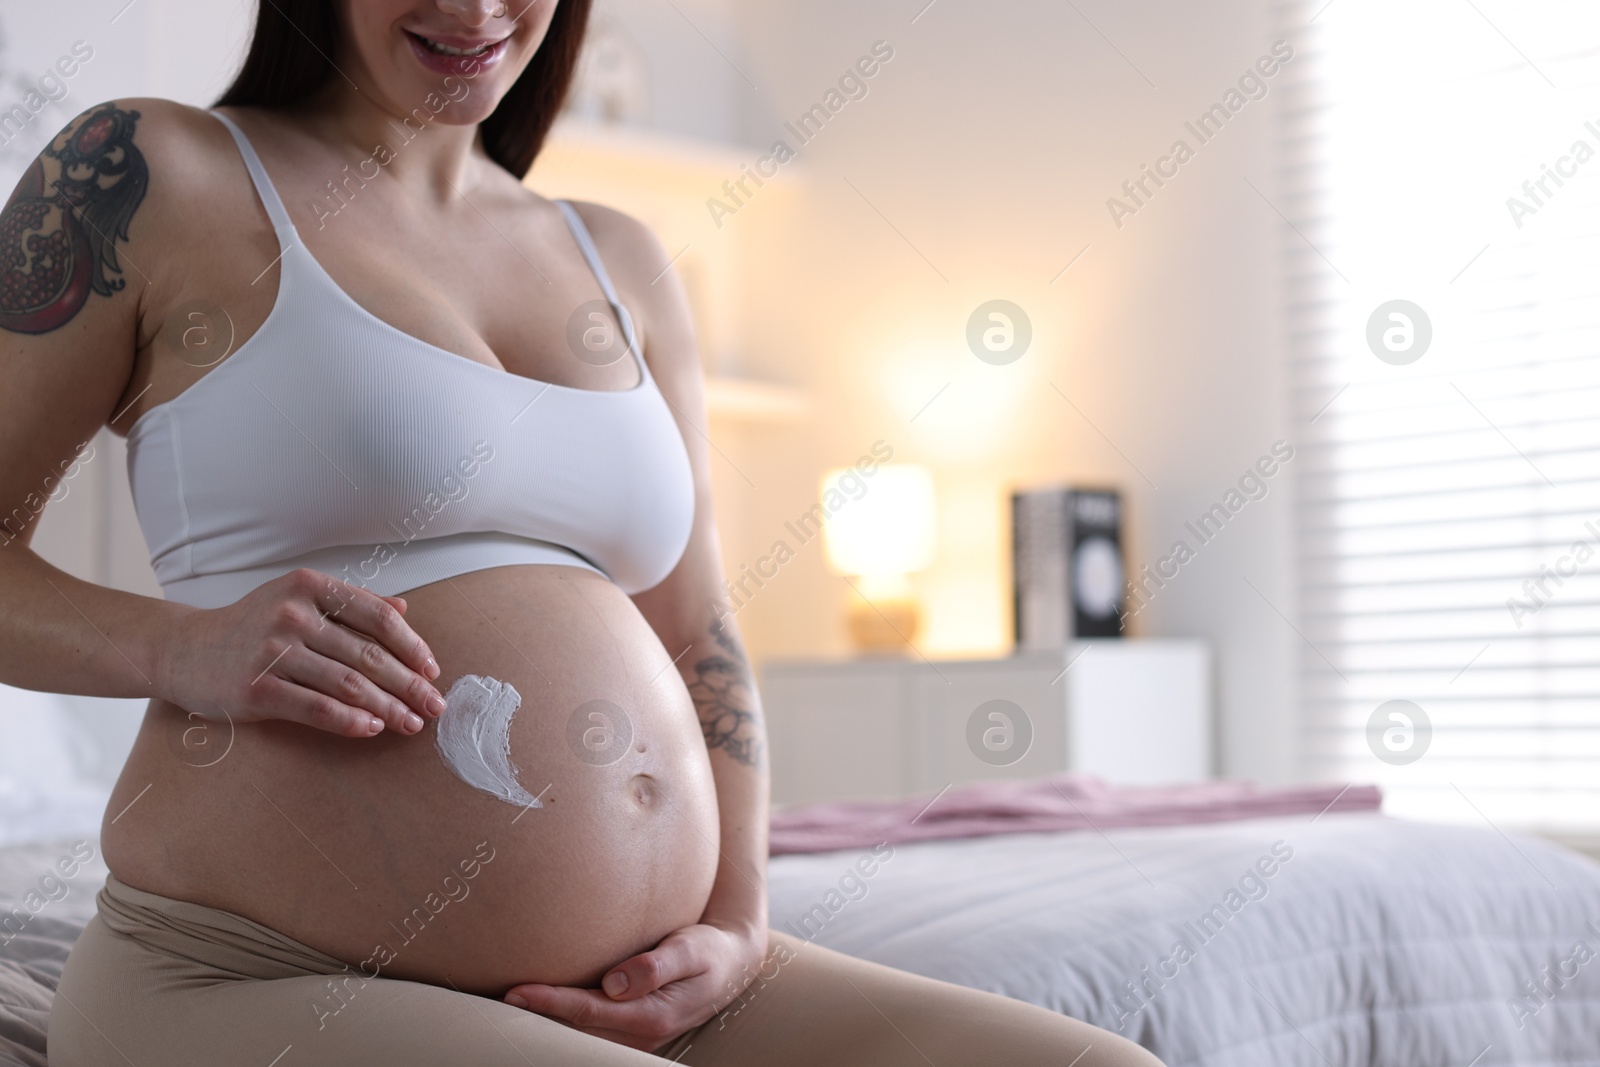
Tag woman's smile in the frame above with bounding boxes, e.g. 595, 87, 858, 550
403, 28, 512, 77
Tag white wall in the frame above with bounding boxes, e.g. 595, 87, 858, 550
0, 0, 251, 191
717, 0, 1300, 782
584, 0, 744, 144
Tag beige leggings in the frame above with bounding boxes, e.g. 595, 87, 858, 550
50, 876, 1163, 1067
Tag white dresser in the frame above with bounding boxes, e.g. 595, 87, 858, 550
759, 640, 1212, 806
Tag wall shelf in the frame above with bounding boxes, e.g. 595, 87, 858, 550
703, 375, 810, 424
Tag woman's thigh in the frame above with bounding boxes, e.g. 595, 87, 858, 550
49, 915, 662, 1067
669, 932, 1164, 1067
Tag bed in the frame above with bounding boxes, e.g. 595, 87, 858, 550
0, 838, 106, 1067
767, 813, 1600, 1066
5, 813, 1600, 1066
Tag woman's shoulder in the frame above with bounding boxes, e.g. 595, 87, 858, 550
40, 97, 240, 175
553, 198, 681, 307
549, 198, 703, 386
22, 98, 257, 238
2, 97, 258, 300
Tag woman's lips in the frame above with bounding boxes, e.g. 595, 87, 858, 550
404, 30, 509, 77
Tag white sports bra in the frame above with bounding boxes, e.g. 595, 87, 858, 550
124, 110, 695, 609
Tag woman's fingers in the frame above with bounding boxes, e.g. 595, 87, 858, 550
307, 573, 439, 681
301, 613, 446, 722
276, 645, 425, 735
504, 938, 715, 1052
600, 943, 696, 1001
184, 572, 440, 737
250, 672, 386, 738
504, 984, 678, 1048
289, 572, 444, 726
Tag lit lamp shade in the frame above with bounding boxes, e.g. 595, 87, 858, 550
820, 464, 936, 652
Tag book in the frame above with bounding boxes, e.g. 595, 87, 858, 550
1012, 487, 1124, 647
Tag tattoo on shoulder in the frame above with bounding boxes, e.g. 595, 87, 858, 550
0, 103, 148, 335
686, 615, 765, 769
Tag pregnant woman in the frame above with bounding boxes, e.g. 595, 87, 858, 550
0, 2, 1161, 1064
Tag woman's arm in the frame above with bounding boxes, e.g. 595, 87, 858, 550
503, 202, 768, 1050
627, 218, 769, 935
621, 219, 768, 946
636, 514, 770, 945
1, 99, 184, 699
0, 100, 443, 737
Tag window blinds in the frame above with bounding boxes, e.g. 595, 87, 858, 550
1283, 0, 1600, 828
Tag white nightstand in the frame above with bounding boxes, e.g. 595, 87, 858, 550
759, 640, 1212, 807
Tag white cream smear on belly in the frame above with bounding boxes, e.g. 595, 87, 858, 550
434, 674, 541, 808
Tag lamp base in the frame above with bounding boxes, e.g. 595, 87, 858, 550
846, 596, 920, 654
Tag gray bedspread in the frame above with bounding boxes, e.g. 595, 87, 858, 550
765, 813, 1600, 1066
4, 816, 1599, 1065
0, 840, 104, 1067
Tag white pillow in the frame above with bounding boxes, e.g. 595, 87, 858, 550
0, 685, 83, 789
0, 684, 143, 847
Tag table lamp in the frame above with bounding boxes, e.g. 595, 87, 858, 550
820, 463, 936, 653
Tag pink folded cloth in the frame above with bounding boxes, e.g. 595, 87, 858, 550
768, 774, 1382, 855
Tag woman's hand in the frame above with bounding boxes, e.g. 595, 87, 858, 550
502, 922, 770, 1052
156, 567, 446, 738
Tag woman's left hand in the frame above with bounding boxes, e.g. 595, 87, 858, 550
503, 922, 768, 1052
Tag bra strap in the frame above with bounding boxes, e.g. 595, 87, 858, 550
556, 200, 647, 382
209, 110, 300, 246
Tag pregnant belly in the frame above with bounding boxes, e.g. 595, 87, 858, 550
100, 565, 721, 994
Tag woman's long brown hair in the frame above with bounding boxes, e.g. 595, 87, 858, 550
214, 1, 592, 178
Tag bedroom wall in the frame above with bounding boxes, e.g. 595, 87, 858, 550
718, 1, 1299, 782
6, 0, 1301, 786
